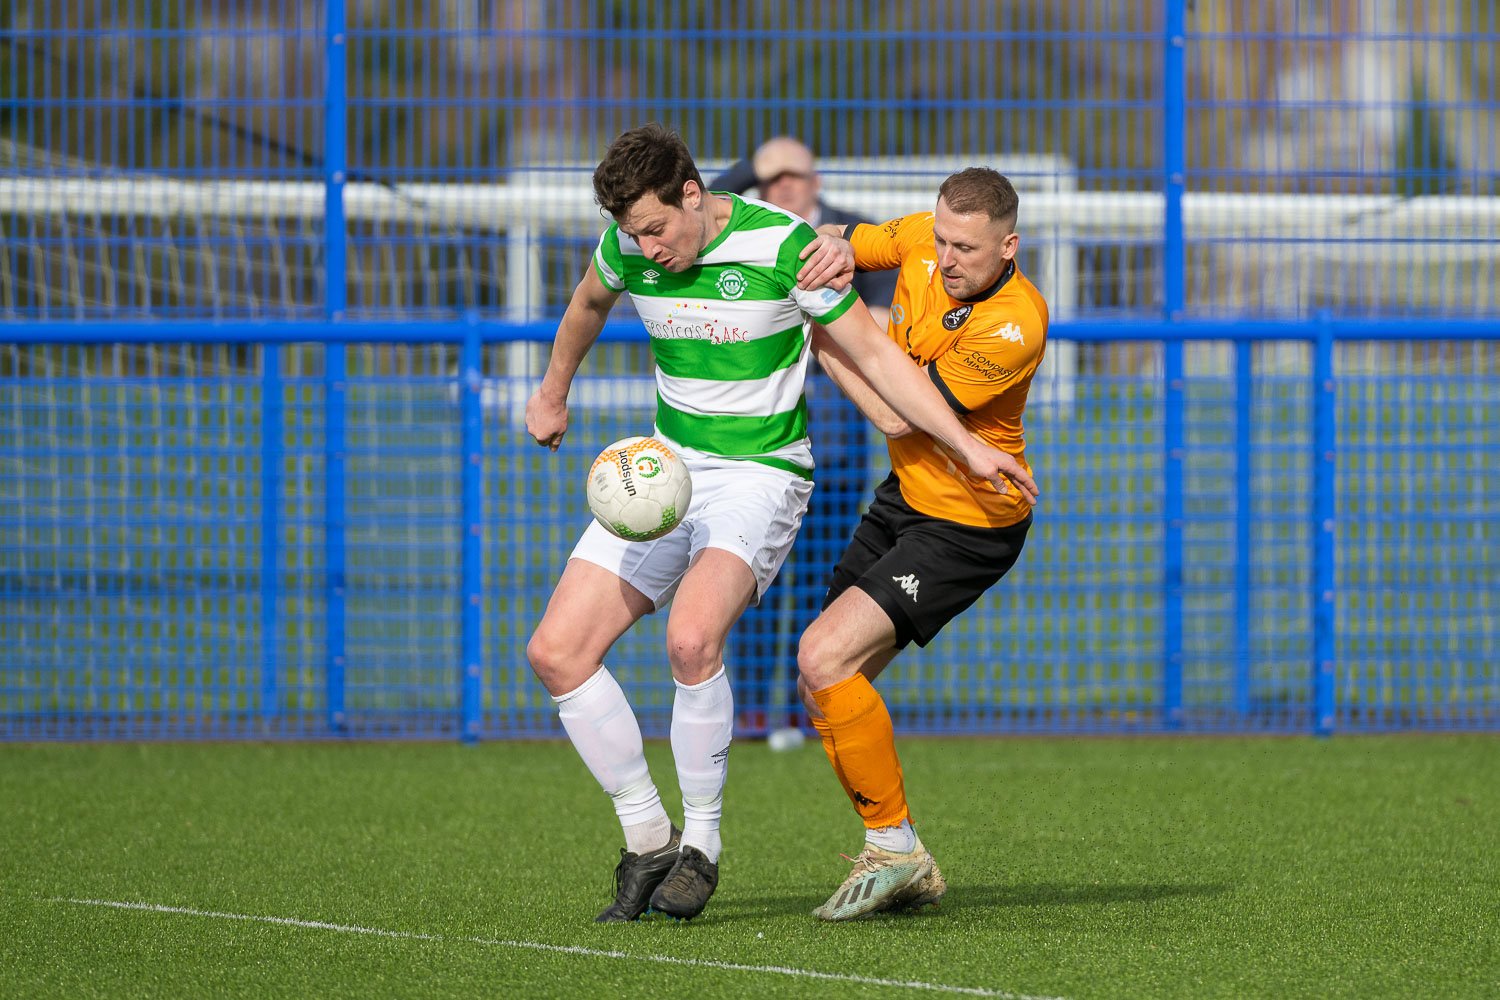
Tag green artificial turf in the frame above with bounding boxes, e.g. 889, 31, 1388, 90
2, 736, 1495, 999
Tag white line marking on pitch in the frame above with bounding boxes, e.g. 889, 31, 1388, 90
53, 897, 1066, 1000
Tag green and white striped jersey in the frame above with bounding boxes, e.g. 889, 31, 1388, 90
592, 193, 858, 478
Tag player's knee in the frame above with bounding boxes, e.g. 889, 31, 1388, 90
525, 625, 569, 684
796, 622, 846, 690
665, 624, 722, 683
796, 675, 821, 717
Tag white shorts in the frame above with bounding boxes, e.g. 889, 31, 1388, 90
570, 457, 814, 611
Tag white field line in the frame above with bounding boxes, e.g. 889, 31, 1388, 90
53, 897, 1067, 1000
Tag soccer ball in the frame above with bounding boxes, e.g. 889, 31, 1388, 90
586, 436, 692, 541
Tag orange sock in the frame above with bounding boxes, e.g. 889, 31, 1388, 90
810, 674, 909, 829
809, 714, 859, 809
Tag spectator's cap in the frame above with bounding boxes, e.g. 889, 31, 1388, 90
753, 137, 817, 186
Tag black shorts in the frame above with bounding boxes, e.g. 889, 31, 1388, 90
822, 473, 1031, 649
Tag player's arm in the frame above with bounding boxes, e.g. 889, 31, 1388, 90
819, 301, 1039, 503
809, 326, 912, 438
796, 216, 913, 290
812, 324, 1005, 465
525, 265, 621, 451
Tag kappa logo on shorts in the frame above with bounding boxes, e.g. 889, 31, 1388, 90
942, 304, 973, 330
892, 573, 920, 601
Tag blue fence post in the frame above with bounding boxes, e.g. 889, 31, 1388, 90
1161, 0, 1187, 729
460, 324, 484, 744
1233, 341, 1253, 718
260, 345, 282, 729
1312, 320, 1337, 736
323, 0, 349, 733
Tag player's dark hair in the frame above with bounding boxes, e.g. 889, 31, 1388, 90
938, 168, 1019, 230
593, 123, 705, 219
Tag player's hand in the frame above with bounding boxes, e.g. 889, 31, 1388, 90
961, 440, 1040, 506
796, 234, 856, 292
525, 389, 569, 451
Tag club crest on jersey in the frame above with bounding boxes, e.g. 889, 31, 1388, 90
942, 304, 973, 330
716, 268, 747, 300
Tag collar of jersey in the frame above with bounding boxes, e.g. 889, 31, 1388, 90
696, 193, 742, 261
957, 259, 1015, 304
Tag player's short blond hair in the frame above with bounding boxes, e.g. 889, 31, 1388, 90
938, 168, 1019, 230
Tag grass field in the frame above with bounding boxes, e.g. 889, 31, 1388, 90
2, 735, 1495, 998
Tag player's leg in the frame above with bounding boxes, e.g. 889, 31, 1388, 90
792, 479, 950, 918
649, 462, 811, 919
527, 524, 692, 923
796, 636, 954, 915
802, 482, 1033, 919
798, 647, 897, 794
797, 589, 934, 920
798, 480, 901, 817
790, 472, 924, 919
646, 546, 756, 918
798, 588, 913, 832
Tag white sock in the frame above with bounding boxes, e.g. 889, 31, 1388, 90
865, 820, 918, 855
670, 665, 733, 864
554, 667, 672, 854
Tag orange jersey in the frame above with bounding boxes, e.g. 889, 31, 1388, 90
849, 212, 1049, 528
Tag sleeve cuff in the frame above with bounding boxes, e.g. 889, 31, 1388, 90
592, 256, 625, 292
807, 288, 858, 325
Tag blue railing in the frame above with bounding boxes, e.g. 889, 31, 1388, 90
2, 321, 1495, 739
2, 0, 1497, 738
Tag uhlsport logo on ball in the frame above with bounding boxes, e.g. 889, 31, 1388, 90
587, 436, 692, 541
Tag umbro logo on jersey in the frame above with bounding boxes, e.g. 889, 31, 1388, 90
641, 268, 661, 285
892, 573, 920, 601
942, 304, 973, 330
989, 321, 1025, 344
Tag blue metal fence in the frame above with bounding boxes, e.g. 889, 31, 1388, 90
1, 2, 1496, 739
